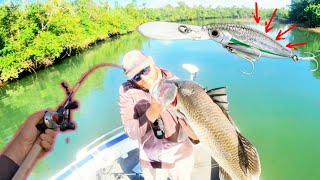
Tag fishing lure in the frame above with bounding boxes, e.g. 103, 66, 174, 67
137, 22, 319, 75
202, 23, 319, 74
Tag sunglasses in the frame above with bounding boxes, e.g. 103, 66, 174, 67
132, 66, 151, 82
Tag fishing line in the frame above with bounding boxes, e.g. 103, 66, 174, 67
71, 63, 123, 94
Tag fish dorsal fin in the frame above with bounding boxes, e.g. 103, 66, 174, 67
224, 44, 261, 61
206, 87, 228, 112
219, 166, 232, 180
237, 131, 261, 177
206, 87, 241, 131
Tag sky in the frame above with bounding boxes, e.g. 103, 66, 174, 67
109, 0, 292, 9
0, 0, 292, 9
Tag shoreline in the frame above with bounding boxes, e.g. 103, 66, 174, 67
302, 27, 320, 33
0, 33, 125, 88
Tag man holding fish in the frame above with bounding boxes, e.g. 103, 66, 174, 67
119, 48, 261, 180
119, 50, 199, 180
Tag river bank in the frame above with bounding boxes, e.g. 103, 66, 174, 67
0, 33, 126, 88
303, 27, 320, 33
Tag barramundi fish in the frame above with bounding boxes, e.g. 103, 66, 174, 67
137, 21, 319, 74
150, 79, 261, 180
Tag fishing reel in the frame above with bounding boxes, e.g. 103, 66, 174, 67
36, 82, 78, 132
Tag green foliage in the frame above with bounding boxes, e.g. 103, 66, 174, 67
0, 1, 290, 84
289, 0, 320, 27
143, 4, 289, 21
304, 3, 320, 27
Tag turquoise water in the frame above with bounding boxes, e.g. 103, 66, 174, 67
0, 20, 319, 179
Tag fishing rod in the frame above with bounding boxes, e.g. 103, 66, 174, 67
12, 63, 123, 180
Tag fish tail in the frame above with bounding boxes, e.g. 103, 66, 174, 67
294, 50, 320, 71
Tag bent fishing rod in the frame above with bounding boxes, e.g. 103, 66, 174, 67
13, 63, 123, 180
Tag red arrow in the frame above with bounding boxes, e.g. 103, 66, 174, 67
265, 8, 278, 33
252, 2, 260, 23
286, 42, 307, 50
276, 24, 298, 40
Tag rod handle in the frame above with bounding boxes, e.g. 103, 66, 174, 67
12, 138, 43, 180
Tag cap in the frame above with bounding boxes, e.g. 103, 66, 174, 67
122, 50, 151, 79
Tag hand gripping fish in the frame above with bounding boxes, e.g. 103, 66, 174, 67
150, 79, 261, 180
137, 21, 319, 75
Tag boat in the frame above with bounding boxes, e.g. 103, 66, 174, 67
50, 126, 219, 180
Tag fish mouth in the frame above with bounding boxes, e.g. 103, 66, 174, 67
159, 82, 178, 107
150, 79, 177, 106
170, 96, 177, 107
159, 83, 171, 97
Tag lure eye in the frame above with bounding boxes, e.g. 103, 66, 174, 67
210, 30, 219, 37
178, 25, 191, 34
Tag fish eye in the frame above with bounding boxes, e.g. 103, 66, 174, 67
210, 30, 219, 37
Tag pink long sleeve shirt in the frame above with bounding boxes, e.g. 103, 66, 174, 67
118, 68, 193, 169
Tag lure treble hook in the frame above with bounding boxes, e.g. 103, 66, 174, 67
293, 50, 320, 72
240, 60, 255, 75
299, 50, 320, 72
241, 51, 261, 75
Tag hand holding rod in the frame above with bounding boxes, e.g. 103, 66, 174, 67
12, 63, 124, 180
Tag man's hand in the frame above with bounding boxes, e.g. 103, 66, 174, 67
178, 119, 200, 144
3, 110, 57, 165
146, 98, 164, 123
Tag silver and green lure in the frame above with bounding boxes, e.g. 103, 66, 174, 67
137, 22, 319, 75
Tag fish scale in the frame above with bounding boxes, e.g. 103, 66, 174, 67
150, 79, 261, 180
176, 82, 253, 180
